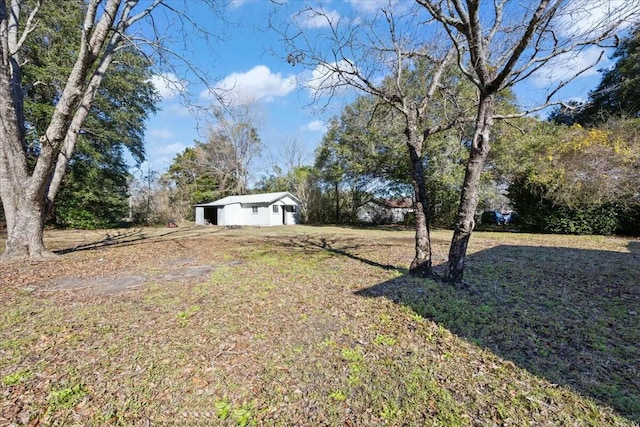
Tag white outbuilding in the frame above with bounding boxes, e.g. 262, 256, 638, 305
194, 192, 301, 226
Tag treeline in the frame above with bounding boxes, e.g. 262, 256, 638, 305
158, 26, 640, 236
9, 25, 637, 236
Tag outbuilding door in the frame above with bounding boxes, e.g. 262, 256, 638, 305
203, 207, 218, 225
283, 205, 296, 225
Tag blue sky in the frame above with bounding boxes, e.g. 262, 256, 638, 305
139, 0, 340, 179
137, 0, 632, 182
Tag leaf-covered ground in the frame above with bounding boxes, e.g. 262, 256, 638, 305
0, 225, 638, 426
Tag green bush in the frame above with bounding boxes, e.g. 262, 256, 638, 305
545, 205, 619, 235
55, 208, 99, 230
509, 179, 620, 235
615, 202, 640, 236
480, 210, 496, 225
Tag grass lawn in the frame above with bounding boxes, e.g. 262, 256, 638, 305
0, 225, 638, 426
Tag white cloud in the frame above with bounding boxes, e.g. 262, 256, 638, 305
300, 120, 327, 133
158, 142, 187, 156
150, 141, 188, 169
149, 128, 173, 139
200, 65, 297, 103
294, 8, 341, 29
557, 0, 636, 37
305, 60, 357, 97
531, 46, 607, 87
346, 0, 391, 14
134, 141, 188, 173
150, 73, 186, 100
229, 0, 247, 8
163, 103, 191, 117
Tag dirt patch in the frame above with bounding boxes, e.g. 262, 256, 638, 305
46, 264, 219, 295
157, 265, 217, 283
162, 257, 198, 266
50, 274, 148, 294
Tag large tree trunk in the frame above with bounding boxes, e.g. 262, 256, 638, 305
0, 94, 60, 260
406, 124, 433, 278
446, 94, 495, 283
1, 0, 126, 261
0, 29, 51, 260
0, 138, 52, 261
1, 195, 51, 260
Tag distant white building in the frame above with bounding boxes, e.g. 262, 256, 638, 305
357, 198, 414, 224
194, 192, 301, 226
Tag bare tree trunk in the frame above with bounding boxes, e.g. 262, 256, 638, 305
406, 125, 433, 278
1, 129, 60, 259
46, 45, 117, 213
447, 94, 495, 283
0, 27, 49, 260
0, 141, 51, 260
334, 181, 340, 223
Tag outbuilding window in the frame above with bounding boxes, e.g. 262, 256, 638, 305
272, 205, 279, 214
252, 206, 258, 214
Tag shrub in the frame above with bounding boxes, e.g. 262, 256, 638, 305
509, 179, 620, 235
545, 205, 619, 235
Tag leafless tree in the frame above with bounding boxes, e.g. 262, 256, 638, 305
272, 138, 310, 174
275, 1, 471, 277
265, 138, 314, 220
0, 0, 224, 261
209, 100, 264, 195
416, 0, 640, 283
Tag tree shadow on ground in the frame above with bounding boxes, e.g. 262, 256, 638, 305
52, 226, 218, 254
301, 223, 415, 233
346, 241, 639, 422
278, 235, 406, 272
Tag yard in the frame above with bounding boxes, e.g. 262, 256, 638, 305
0, 225, 638, 426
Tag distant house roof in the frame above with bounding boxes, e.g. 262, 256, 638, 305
195, 192, 300, 207
372, 198, 413, 209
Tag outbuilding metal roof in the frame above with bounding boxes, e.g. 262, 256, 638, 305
195, 192, 300, 207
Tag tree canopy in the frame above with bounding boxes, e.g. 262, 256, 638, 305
550, 25, 640, 126
582, 25, 640, 123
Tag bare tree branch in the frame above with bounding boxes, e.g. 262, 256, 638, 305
9, 0, 40, 55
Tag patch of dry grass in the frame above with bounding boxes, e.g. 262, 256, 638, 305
0, 225, 638, 426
